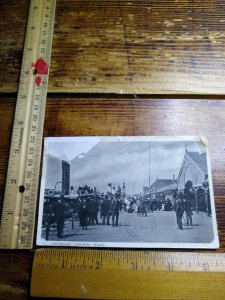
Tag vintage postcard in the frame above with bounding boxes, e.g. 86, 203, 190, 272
36, 136, 219, 248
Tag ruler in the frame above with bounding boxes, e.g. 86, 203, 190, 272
0, 0, 56, 249
31, 248, 225, 299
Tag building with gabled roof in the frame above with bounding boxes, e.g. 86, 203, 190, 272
151, 178, 175, 192
177, 150, 210, 213
143, 179, 174, 196
177, 150, 208, 190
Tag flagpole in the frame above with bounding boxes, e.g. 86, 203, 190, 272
149, 142, 151, 196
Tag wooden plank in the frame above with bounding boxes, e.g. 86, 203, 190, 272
1, 96, 225, 299
0, 0, 29, 93
2, 1, 225, 94
50, 0, 225, 94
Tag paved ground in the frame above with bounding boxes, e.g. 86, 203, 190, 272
42, 210, 215, 245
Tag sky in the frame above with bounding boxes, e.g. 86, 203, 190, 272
45, 137, 207, 194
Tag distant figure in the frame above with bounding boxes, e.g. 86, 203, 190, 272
53, 199, 66, 238
87, 198, 99, 225
184, 181, 194, 226
140, 201, 147, 216
111, 198, 121, 227
79, 202, 89, 230
101, 196, 111, 225
175, 192, 185, 230
164, 198, 172, 211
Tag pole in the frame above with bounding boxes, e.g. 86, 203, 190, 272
149, 142, 151, 197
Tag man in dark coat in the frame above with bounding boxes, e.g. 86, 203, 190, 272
175, 192, 185, 230
78, 201, 89, 230
53, 198, 66, 238
184, 181, 194, 226
87, 198, 99, 225
111, 198, 121, 227
101, 196, 111, 225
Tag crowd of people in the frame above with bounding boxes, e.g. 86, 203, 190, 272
42, 180, 202, 239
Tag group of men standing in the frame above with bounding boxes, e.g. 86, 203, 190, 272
175, 181, 194, 230
78, 196, 122, 230
44, 180, 205, 240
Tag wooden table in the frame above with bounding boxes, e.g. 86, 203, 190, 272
0, 1, 225, 299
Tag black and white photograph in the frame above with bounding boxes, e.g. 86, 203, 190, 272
36, 136, 219, 248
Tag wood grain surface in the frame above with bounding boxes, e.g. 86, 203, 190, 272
1, 0, 225, 94
1, 0, 225, 299
1, 96, 225, 299
0, 0, 29, 93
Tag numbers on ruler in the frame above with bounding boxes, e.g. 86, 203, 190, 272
25, 183, 31, 192
29, 147, 35, 155
19, 235, 26, 244
21, 221, 29, 231
35, 94, 40, 101
33, 114, 38, 122
26, 171, 32, 179
21, 221, 31, 232
32, 125, 37, 132
23, 208, 29, 217
24, 195, 31, 204
30, 136, 36, 144
28, 158, 34, 166
202, 263, 209, 272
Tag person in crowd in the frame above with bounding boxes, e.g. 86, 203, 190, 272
137, 198, 141, 216
175, 191, 185, 230
53, 197, 66, 238
140, 200, 147, 216
101, 195, 111, 225
183, 181, 194, 226
164, 198, 173, 211
78, 201, 89, 230
111, 197, 121, 227
44, 202, 55, 240
87, 197, 99, 225
93, 199, 99, 225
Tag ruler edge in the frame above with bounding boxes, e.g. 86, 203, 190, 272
17, 0, 57, 250
33, 248, 225, 272
0, 0, 56, 249
30, 248, 225, 298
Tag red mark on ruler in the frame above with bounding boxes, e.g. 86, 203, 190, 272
35, 76, 42, 86
32, 58, 49, 85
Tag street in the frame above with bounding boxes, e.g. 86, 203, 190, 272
43, 210, 215, 245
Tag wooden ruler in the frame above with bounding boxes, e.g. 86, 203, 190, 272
31, 248, 225, 299
0, 0, 56, 249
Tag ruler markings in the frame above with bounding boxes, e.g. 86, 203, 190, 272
0, 0, 56, 249
31, 249, 225, 272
